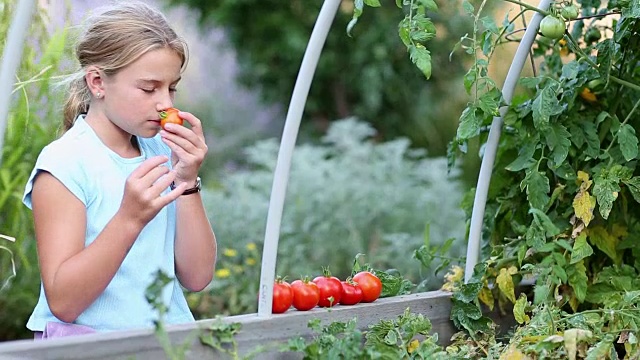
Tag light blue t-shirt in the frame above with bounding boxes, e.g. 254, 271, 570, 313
23, 115, 194, 332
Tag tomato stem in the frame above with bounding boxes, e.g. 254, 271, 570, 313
501, 0, 550, 17
565, 32, 640, 93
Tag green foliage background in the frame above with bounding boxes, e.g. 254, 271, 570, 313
0, 0, 70, 340
165, 0, 491, 160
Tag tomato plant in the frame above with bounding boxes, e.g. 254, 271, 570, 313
271, 278, 293, 314
352, 271, 381, 303
291, 278, 320, 311
354, 0, 640, 357
339, 279, 363, 305
159, 107, 183, 130
312, 269, 342, 307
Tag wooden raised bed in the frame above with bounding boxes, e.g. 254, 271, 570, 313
0, 291, 461, 359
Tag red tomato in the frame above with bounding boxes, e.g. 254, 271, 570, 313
340, 280, 363, 305
272, 279, 293, 314
159, 107, 184, 130
312, 273, 342, 307
353, 271, 382, 303
291, 278, 320, 311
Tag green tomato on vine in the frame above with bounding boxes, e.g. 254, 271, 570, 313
561, 4, 579, 20
540, 15, 566, 40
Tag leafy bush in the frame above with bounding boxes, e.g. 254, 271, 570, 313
193, 118, 467, 317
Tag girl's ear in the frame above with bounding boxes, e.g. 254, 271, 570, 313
85, 66, 104, 98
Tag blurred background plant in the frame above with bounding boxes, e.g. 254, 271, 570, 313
189, 119, 467, 318
0, 0, 71, 341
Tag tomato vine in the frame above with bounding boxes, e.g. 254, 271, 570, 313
356, 0, 640, 357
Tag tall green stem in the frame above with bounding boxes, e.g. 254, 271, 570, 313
502, 0, 551, 17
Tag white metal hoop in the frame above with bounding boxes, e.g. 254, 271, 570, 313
0, 0, 37, 169
464, 0, 553, 282
256, 0, 342, 316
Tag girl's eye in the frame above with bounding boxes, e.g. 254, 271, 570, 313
169, 88, 177, 93
141, 88, 154, 93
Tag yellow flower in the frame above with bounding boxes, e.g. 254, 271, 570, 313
245, 243, 257, 251
245, 258, 257, 266
558, 39, 569, 57
215, 268, 231, 279
223, 248, 238, 257
580, 87, 598, 103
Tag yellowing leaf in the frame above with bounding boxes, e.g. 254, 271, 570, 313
514, 293, 530, 324
497, 266, 517, 303
587, 226, 621, 264
478, 282, 495, 311
407, 339, 419, 354
499, 345, 526, 360
564, 329, 593, 360
573, 189, 596, 226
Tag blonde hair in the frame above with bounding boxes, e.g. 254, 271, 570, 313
62, 1, 188, 131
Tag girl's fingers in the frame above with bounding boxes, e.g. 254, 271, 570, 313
129, 156, 169, 180
177, 111, 203, 135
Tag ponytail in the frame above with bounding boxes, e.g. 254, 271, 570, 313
62, 75, 91, 131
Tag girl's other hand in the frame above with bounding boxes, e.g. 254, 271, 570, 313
119, 155, 188, 226
158, 111, 208, 186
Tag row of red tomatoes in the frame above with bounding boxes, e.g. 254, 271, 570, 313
272, 271, 383, 313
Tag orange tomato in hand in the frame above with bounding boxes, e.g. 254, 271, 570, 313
159, 108, 183, 130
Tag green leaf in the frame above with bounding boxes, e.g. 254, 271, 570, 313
522, 168, 550, 210
478, 88, 501, 117
623, 177, 640, 204
398, 17, 411, 46
570, 233, 594, 264
567, 260, 588, 302
408, 44, 432, 79
622, 1, 640, 18
532, 82, 564, 128
506, 135, 538, 171
530, 208, 561, 237
462, 0, 475, 16
534, 283, 551, 304
544, 123, 572, 166
456, 106, 479, 139
453, 282, 483, 303
363, 0, 381, 7
581, 121, 601, 158
596, 40, 613, 82
419, 0, 438, 11
410, 15, 436, 42
450, 299, 492, 336
561, 61, 580, 80
618, 123, 639, 161
592, 167, 621, 219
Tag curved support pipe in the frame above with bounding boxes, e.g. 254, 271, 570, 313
257, 0, 342, 316
464, 0, 552, 283
0, 0, 37, 168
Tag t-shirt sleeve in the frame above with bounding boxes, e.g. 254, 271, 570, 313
23, 143, 89, 210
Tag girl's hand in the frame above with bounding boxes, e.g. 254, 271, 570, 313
119, 155, 188, 226
159, 111, 208, 186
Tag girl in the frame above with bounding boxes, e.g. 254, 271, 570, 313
23, 2, 217, 337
